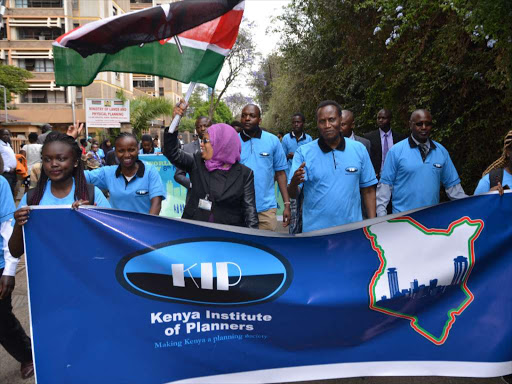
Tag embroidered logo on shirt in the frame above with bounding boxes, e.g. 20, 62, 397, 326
345, 167, 358, 173
136, 190, 149, 196
259, 152, 270, 157
433, 163, 443, 169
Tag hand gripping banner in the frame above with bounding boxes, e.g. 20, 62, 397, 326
24, 193, 512, 384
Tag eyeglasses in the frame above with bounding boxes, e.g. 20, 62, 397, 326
413, 121, 433, 127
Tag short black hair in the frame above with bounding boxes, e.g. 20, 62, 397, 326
316, 100, 342, 116
141, 134, 153, 143
114, 132, 138, 146
379, 109, 393, 120
28, 132, 38, 143
80, 138, 87, 146
243, 104, 262, 118
292, 113, 305, 122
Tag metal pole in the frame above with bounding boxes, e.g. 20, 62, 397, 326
71, 86, 76, 127
0, 85, 7, 123
169, 82, 196, 134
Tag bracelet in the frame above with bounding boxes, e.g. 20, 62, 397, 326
283, 202, 291, 205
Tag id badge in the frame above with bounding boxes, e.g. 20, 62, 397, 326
198, 198, 212, 211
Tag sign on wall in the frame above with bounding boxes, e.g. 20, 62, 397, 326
85, 98, 130, 128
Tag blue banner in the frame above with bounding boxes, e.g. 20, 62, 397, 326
24, 193, 512, 384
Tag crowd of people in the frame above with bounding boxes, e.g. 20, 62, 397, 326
0, 100, 510, 379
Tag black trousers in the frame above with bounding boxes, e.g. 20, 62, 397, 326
0, 268, 32, 363
1, 172, 17, 197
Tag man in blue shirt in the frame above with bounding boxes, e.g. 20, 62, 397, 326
240, 104, 291, 231
0, 176, 33, 379
281, 113, 313, 179
288, 101, 377, 232
377, 109, 467, 216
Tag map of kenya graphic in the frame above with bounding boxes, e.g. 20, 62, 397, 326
364, 216, 484, 345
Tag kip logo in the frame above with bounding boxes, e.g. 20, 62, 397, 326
364, 216, 483, 345
116, 239, 293, 306
345, 167, 358, 173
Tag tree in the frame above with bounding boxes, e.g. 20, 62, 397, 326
249, 54, 281, 114
130, 96, 173, 138
208, 22, 258, 118
0, 65, 33, 108
224, 92, 253, 119
263, 0, 512, 191
195, 98, 233, 124
186, 85, 233, 123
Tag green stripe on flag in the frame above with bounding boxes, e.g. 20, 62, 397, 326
54, 40, 226, 88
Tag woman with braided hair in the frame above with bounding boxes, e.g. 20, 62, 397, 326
474, 130, 512, 195
9, 131, 111, 258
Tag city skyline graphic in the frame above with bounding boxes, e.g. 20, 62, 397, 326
382, 255, 468, 301
364, 216, 484, 345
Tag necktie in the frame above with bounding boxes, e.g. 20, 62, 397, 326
382, 132, 389, 165
419, 143, 429, 162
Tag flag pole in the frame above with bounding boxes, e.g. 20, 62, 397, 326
169, 82, 196, 133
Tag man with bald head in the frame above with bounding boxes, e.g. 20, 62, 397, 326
341, 110, 371, 154
376, 109, 466, 216
365, 109, 407, 178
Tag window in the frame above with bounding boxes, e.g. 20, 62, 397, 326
19, 59, 54, 72
21, 90, 67, 103
133, 80, 155, 88
73, 23, 80, 30
115, 72, 121, 80
159, 87, 164, 97
18, 27, 63, 40
15, 0, 63, 7
112, 6, 117, 16
19, 59, 35, 71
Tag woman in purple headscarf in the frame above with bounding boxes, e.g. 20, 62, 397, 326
164, 123, 258, 229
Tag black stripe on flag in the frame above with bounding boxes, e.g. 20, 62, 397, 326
64, 0, 243, 58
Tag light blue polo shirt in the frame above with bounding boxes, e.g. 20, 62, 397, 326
139, 147, 161, 154
380, 137, 461, 213
240, 129, 288, 212
289, 137, 377, 232
281, 132, 313, 178
0, 176, 16, 270
17, 180, 111, 208
474, 169, 512, 195
85, 160, 165, 214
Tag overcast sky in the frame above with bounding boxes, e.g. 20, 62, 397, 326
184, 0, 291, 99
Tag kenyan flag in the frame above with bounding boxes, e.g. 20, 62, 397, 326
53, 0, 244, 88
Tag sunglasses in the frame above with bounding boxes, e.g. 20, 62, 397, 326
413, 121, 433, 127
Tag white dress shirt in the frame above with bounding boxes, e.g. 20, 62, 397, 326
0, 140, 17, 172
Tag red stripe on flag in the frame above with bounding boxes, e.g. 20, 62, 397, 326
177, 9, 243, 49
55, 26, 82, 44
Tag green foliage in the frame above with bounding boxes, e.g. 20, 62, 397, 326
115, 89, 127, 102
177, 118, 196, 133
0, 65, 33, 108
193, 99, 233, 124
262, 0, 512, 192
186, 85, 233, 123
130, 96, 173, 139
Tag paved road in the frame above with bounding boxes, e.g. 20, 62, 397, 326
0, 251, 507, 384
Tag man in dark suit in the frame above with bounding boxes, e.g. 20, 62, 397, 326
365, 109, 407, 178
341, 110, 371, 154
174, 116, 211, 190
